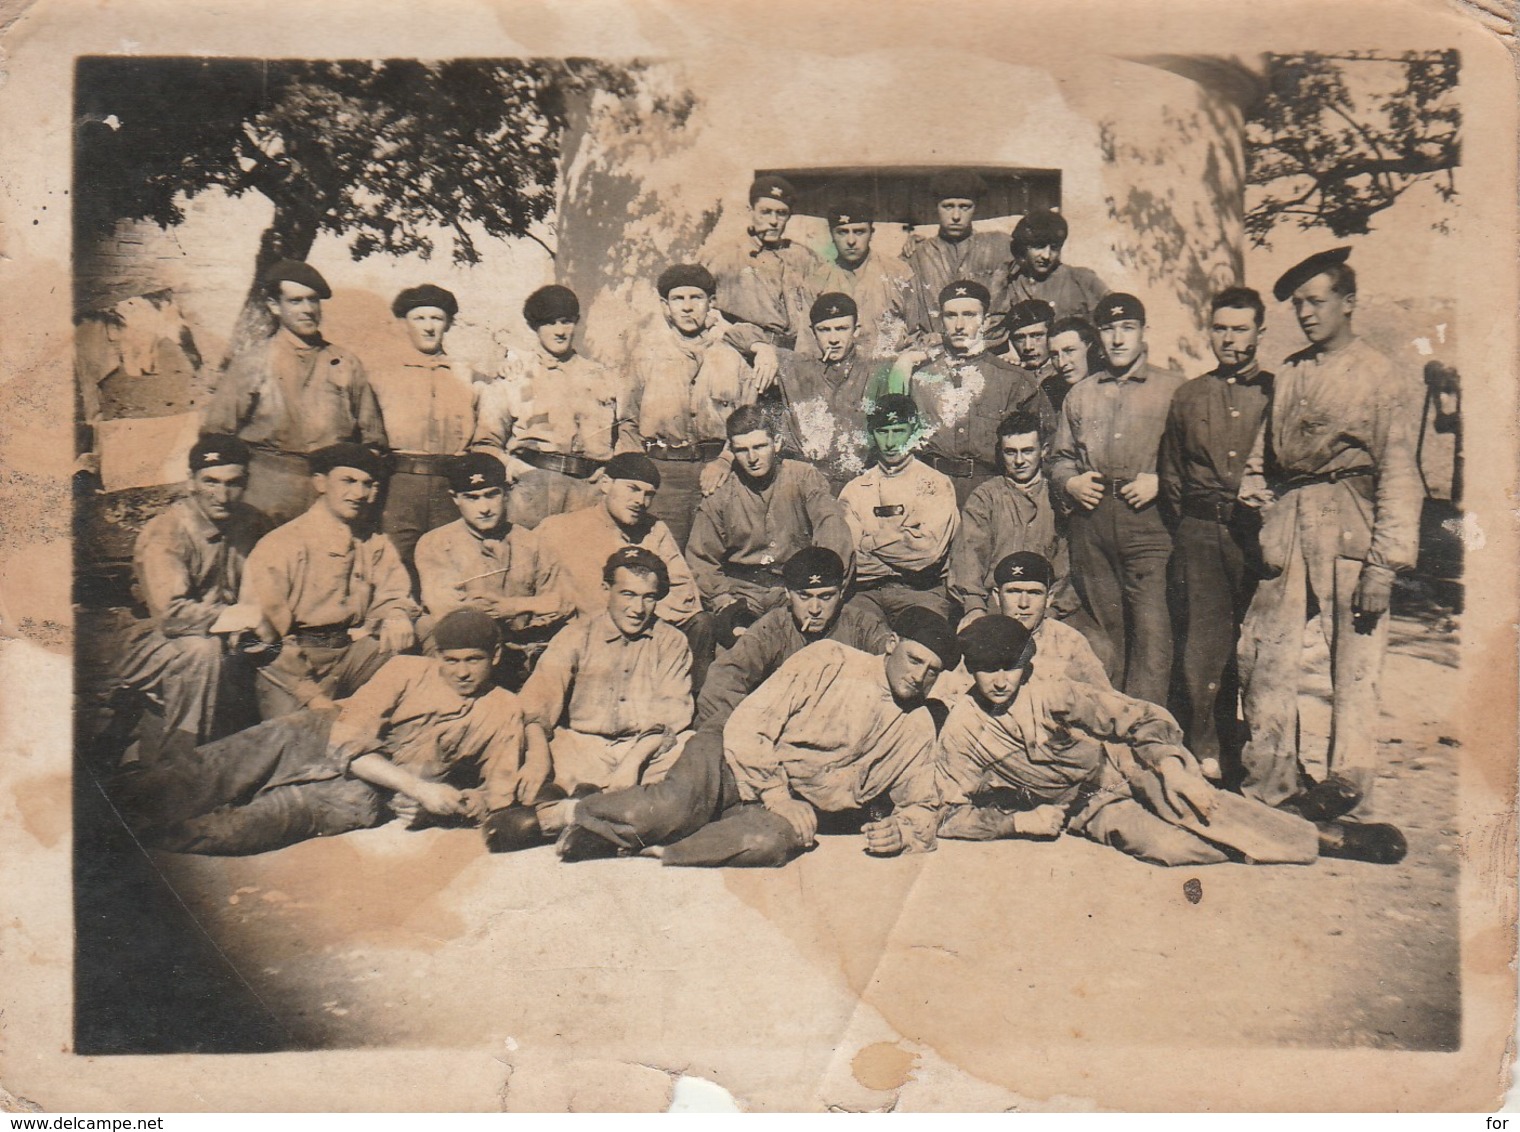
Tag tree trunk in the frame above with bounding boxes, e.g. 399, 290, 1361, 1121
220, 195, 321, 369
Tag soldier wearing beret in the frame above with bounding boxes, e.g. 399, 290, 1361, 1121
889, 279, 1056, 506
806, 196, 914, 359
935, 614, 1407, 866
103, 435, 273, 761
1004, 208, 1109, 324
471, 284, 640, 531
1050, 292, 1185, 704
838, 394, 960, 622
698, 174, 820, 353
1001, 298, 1059, 386
413, 453, 575, 689
623, 264, 761, 547
1235, 249, 1424, 820
903, 170, 1012, 341
366, 285, 483, 573
203, 259, 387, 526
237, 442, 420, 720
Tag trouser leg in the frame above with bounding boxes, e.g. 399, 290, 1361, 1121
1166, 789, 1320, 864
659, 802, 807, 868
159, 776, 384, 856
572, 726, 727, 850
243, 450, 316, 528
1174, 516, 1237, 762
1068, 503, 1123, 685
328, 635, 394, 699
508, 468, 601, 530
1328, 556, 1390, 819
848, 583, 951, 625
381, 471, 453, 577
1077, 798, 1230, 866
1116, 507, 1173, 705
647, 458, 702, 549
1238, 523, 1310, 807
118, 632, 226, 746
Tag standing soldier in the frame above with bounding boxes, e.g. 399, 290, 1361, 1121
1236, 248, 1423, 820
204, 260, 387, 526
807, 197, 914, 359
1050, 293, 1184, 704
369, 285, 480, 571
471, 284, 640, 530
904, 170, 1011, 341
1158, 286, 1274, 782
699, 174, 819, 351
238, 443, 418, 720
1004, 209, 1109, 324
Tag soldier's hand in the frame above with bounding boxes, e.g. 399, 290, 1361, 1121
1011, 803, 1067, 839
699, 458, 733, 496
751, 344, 780, 391
411, 780, 469, 817
458, 789, 488, 821
1065, 471, 1106, 510
511, 753, 551, 805
1237, 472, 1275, 510
767, 796, 818, 847
957, 608, 988, 632
1352, 564, 1395, 621
1118, 472, 1159, 509
1154, 757, 1216, 825
378, 617, 416, 654
862, 817, 906, 856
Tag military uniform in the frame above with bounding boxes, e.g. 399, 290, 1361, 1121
947, 475, 1076, 619
839, 456, 960, 622
700, 232, 819, 351
807, 253, 914, 359
762, 347, 895, 492
1005, 262, 1109, 325
904, 231, 1011, 341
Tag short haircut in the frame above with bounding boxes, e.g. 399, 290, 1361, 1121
725, 404, 776, 441
1322, 262, 1357, 297
1210, 286, 1266, 326
1050, 315, 1105, 372
602, 557, 671, 600
996, 410, 1044, 443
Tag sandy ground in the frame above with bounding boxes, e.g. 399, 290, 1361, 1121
64, 599, 1464, 1111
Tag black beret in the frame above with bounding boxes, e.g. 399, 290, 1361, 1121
522, 284, 580, 328
958, 614, 1035, 673
604, 452, 662, 489
1094, 292, 1146, 326
928, 170, 987, 202
262, 259, 331, 299
445, 452, 508, 493
392, 284, 458, 319
938, 279, 991, 310
748, 174, 797, 208
308, 443, 385, 480
1012, 209, 1069, 250
1272, 246, 1353, 302
188, 434, 251, 473
1006, 299, 1056, 333
993, 552, 1054, 588
433, 609, 501, 654
603, 545, 669, 593
809, 291, 858, 326
892, 607, 961, 670
781, 547, 846, 591
657, 263, 717, 298
825, 196, 873, 227
867, 393, 920, 431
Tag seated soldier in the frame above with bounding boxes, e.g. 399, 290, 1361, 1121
1004, 209, 1109, 324
839, 394, 959, 623
553, 547, 892, 861
1000, 299, 1058, 388
686, 405, 855, 648
105, 435, 273, 761
239, 443, 419, 719
413, 453, 575, 688
111, 610, 541, 856
948, 411, 1076, 628
936, 615, 1408, 866
646, 608, 960, 868
482, 547, 696, 852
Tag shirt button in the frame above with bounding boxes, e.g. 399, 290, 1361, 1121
1228, 450, 1237, 458
1230, 409, 1240, 418
1114, 432, 1122, 439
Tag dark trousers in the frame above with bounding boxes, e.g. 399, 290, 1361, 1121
647, 457, 703, 549
1068, 496, 1173, 705
381, 470, 457, 573
572, 725, 731, 852
1170, 515, 1257, 767
244, 450, 317, 528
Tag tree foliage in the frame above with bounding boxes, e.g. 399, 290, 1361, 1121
1244, 51, 1460, 247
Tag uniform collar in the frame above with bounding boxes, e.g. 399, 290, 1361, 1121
274, 327, 329, 353
747, 231, 790, 256
536, 342, 578, 370
299, 501, 362, 549
1100, 352, 1150, 383
178, 496, 226, 543
595, 610, 654, 644
463, 518, 511, 545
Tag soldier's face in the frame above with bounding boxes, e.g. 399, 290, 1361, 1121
188, 464, 247, 523
787, 584, 843, 635
730, 428, 777, 481
884, 637, 945, 706
662, 287, 712, 336
971, 663, 1030, 710
1291, 273, 1355, 345
941, 298, 987, 352
1017, 242, 1062, 279
603, 477, 656, 527
1209, 304, 1262, 369
267, 281, 323, 338
750, 199, 791, 245
936, 198, 976, 240
453, 485, 506, 533
831, 221, 873, 266
871, 422, 916, 468
314, 467, 379, 523
535, 316, 577, 357
606, 567, 661, 636
1051, 330, 1093, 384
438, 647, 497, 697
403, 306, 450, 354
998, 431, 1043, 486
813, 315, 857, 362
1011, 322, 1051, 368
1100, 318, 1145, 370
995, 580, 1049, 630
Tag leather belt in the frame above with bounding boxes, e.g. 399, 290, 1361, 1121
925, 454, 995, 478
720, 562, 783, 586
1181, 496, 1239, 524
861, 563, 945, 592
390, 452, 454, 476
646, 439, 727, 463
515, 448, 605, 479
1273, 466, 1375, 495
289, 625, 356, 649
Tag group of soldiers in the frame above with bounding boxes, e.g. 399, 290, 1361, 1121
101, 170, 1421, 871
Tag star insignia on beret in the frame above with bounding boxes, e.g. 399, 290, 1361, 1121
1109, 304, 1125, 317
470, 473, 485, 485
1010, 565, 1024, 576
955, 286, 969, 296
203, 452, 219, 462
838, 214, 852, 224
808, 574, 823, 585
768, 186, 784, 198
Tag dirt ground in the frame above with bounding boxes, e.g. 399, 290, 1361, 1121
64, 593, 1464, 1111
